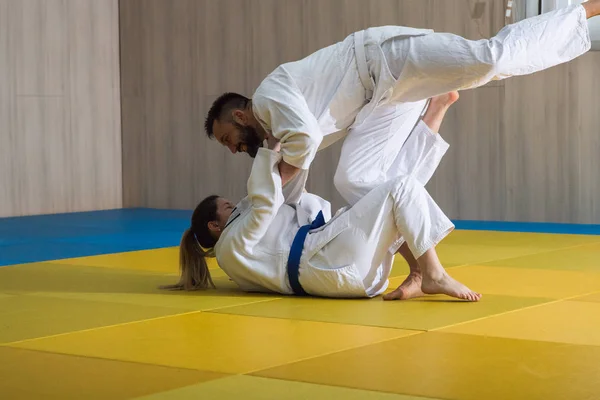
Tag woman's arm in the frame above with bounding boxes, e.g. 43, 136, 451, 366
229, 148, 285, 249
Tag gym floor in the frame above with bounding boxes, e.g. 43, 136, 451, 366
1, 209, 600, 400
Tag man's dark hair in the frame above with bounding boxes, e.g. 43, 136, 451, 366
204, 92, 250, 138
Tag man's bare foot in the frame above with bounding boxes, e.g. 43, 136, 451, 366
421, 272, 482, 302
583, 0, 600, 19
421, 91, 459, 133
383, 272, 425, 301
430, 91, 460, 109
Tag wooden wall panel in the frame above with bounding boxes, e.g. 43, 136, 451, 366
429, 86, 506, 221
68, 0, 122, 211
13, 97, 68, 213
0, 0, 122, 217
119, 0, 145, 207
503, 53, 600, 223
0, 0, 12, 212
120, 0, 600, 223
569, 53, 600, 223
13, 0, 68, 97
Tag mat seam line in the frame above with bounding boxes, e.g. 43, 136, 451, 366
0, 343, 231, 376
204, 306, 430, 332
441, 239, 600, 271
429, 289, 600, 332
242, 330, 425, 376
0, 297, 285, 346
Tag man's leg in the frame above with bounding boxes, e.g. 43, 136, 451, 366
383, 91, 459, 301
585, 0, 600, 17
334, 100, 428, 205
381, 3, 595, 103
334, 98, 434, 292
382, 241, 424, 300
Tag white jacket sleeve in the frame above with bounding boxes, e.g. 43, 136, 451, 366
232, 148, 285, 248
253, 89, 323, 170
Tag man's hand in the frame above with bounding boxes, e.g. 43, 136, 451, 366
278, 160, 300, 187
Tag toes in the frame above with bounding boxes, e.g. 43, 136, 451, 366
459, 291, 477, 301
466, 292, 482, 302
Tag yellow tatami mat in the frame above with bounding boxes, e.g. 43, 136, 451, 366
1, 229, 600, 399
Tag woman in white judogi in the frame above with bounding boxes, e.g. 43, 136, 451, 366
166, 94, 481, 301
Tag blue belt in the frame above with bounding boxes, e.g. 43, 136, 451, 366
287, 211, 326, 296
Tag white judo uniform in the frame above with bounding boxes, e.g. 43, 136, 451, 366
215, 120, 450, 297
250, 4, 591, 205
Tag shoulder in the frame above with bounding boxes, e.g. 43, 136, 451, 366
253, 68, 300, 106
252, 83, 310, 128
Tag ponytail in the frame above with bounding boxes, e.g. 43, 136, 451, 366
160, 228, 216, 291
160, 195, 220, 291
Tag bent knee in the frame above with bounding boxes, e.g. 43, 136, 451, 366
334, 169, 378, 205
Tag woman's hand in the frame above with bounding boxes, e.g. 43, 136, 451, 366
266, 133, 281, 152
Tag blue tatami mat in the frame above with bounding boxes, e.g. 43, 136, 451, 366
2, 208, 600, 267
453, 220, 600, 235
0, 208, 192, 266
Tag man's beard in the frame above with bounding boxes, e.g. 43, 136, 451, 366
235, 122, 263, 158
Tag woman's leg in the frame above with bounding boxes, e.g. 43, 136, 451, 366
313, 175, 480, 301
383, 176, 480, 301
418, 247, 481, 301
383, 91, 459, 301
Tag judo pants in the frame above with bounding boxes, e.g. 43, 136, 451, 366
334, 4, 590, 204
307, 175, 454, 297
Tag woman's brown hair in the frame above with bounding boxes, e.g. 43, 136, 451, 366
160, 195, 220, 291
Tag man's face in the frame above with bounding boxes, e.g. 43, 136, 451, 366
212, 119, 263, 158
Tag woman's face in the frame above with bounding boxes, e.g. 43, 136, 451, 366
214, 197, 236, 229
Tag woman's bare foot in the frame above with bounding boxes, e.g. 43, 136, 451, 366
383, 272, 425, 301
421, 272, 482, 302
416, 247, 481, 302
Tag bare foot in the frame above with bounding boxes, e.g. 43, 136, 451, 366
583, 0, 600, 19
421, 91, 459, 133
421, 272, 482, 302
429, 91, 460, 109
383, 272, 425, 301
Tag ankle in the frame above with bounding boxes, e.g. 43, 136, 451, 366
409, 269, 422, 277
408, 263, 422, 275
423, 268, 445, 282
584, 1, 600, 19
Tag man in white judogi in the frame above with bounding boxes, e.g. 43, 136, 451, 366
204, 2, 600, 299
